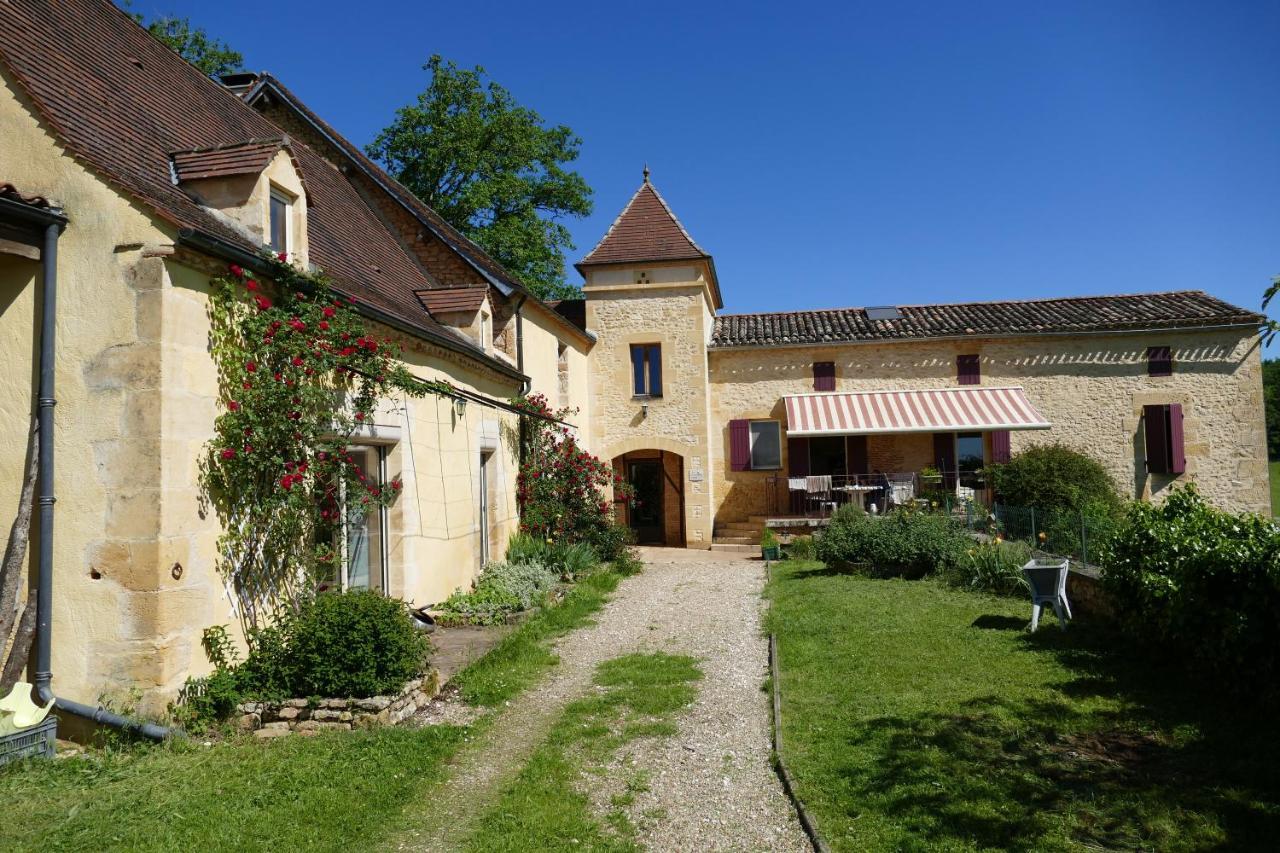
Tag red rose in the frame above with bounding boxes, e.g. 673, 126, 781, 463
391, 479, 403, 492
245, 361, 257, 373
228, 264, 244, 278
318, 321, 329, 331
246, 280, 259, 292
277, 251, 288, 262
354, 412, 365, 422
254, 295, 272, 311
288, 318, 306, 332
292, 356, 304, 367
244, 444, 253, 454
280, 475, 294, 490
220, 448, 236, 460
227, 401, 240, 412
323, 307, 336, 319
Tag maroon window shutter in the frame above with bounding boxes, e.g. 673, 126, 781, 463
1147, 346, 1173, 377
787, 437, 810, 477
1168, 403, 1186, 474
1144, 404, 1170, 474
990, 430, 1011, 464
729, 420, 751, 471
813, 362, 836, 392
847, 435, 869, 476
957, 354, 980, 385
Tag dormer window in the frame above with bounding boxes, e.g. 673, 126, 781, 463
269, 187, 293, 254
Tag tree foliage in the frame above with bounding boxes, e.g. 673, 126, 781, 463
1263, 359, 1280, 459
988, 443, 1123, 515
368, 56, 593, 301
129, 9, 244, 78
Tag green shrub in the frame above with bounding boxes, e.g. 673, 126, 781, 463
559, 542, 600, 579
760, 528, 779, 550
436, 560, 559, 625
1099, 485, 1280, 702
817, 505, 968, 578
584, 522, 633, 563
945, 539, 1031, 596
988, 443, 1123, 516
282, 590, 429, 698
610, 547, 644, 576
505, 532, 552, 566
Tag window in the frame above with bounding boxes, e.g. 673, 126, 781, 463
749, 421, 782, 470
957, 354, 980, 385
955, 432, 985, 489
630, 343, 662, 397
268, 188, 291, 254
479, 311, 491, 350
1144, 403, 1186, 474
1147, 346, 1173, 377
813, 361, 835, 392
328, 445, 387, 592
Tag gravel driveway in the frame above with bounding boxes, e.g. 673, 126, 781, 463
396, 547, 809, 852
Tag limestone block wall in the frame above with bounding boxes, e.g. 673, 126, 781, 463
708, 327, 1268, 524
519, 307, 593, 446
585, 274, 715, 546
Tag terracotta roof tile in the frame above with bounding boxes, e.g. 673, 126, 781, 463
0, 0, 503, 366
414, 286, 488, 315
580, 177, 708, 267
0, 182, 54, 209
710, 291, 1264, 348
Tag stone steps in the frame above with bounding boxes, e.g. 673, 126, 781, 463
711, 535, 756, 546
709, 543, 760, 554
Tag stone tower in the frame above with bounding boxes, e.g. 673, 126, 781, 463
578, 169, 723, 547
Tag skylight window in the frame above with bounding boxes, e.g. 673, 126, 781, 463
865, 306, 903, 321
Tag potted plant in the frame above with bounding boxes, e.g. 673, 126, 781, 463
760, 528, 781, 561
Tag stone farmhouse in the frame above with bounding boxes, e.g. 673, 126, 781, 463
0, 0, 1268, 716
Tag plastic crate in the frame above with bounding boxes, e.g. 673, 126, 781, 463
0, 715, 57, 767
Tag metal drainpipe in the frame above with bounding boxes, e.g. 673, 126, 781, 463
515, 294, 529, 394
30, 218, 171, 742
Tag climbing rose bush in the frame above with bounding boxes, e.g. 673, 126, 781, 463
201, 253, 450, 633
513, 393, 633, 559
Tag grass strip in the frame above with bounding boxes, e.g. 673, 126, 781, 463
766, 559, 1280, 851
452, 566, 626, 707
0, 724, 466, 852
464, 651, 702, 852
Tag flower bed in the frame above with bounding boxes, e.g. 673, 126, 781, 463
236, 671, 441, 737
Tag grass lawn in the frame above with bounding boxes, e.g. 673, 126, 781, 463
767, 561, 1280, 852
1270, 459, 1279, 514
0, 563, 636, 852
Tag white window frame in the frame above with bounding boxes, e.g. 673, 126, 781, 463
748, 420, 782, 471
335, 444, 389, 593
268, 186, 293, 255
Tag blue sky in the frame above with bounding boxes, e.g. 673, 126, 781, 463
134, 0, 1279, 343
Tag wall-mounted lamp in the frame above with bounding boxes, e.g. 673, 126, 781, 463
454, 398, 467, 417
640, 403, 649, 419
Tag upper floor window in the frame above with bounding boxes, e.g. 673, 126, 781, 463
268, 187, 293, 254
1147, 346, 1173, 377
956, 354, 980, 385
630, 343, 662, 397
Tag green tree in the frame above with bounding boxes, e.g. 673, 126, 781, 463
1264, 359, 1280, 459
130, 9, 244, 79
367, 56, 592, 301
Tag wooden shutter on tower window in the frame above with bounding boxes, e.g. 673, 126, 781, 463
729, 419, 751, 471
956, 354, 980, 385
813, 362, 836, 392
990, 430, 1011, 464
787, 437, 810, 477
1144, 403, 1186, 474
1147, 346, 1173, 377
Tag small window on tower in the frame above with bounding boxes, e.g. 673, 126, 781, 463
634, 270, 651, 284
268, 187, 292, 255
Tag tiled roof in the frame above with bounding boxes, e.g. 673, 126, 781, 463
172, 138, 288, 182
0, 0, 512, 371
710, 291, 1265, 348
547, 299, 586, 333
415, 286, 488, 315
0, 182, 55, 209
579, 176, 709, 267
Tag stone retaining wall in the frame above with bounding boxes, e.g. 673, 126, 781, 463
236, 670, 441, 738
1067, 565, 1113, 619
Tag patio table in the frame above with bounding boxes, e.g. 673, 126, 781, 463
835, 484, 876, 511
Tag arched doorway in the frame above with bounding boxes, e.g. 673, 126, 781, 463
613, 450, 685, 547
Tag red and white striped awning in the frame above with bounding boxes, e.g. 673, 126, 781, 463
783, 387, 1051, 436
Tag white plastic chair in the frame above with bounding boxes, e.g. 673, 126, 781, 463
1021, 558, 1072, 631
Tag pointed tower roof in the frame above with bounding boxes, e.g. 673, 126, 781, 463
577, 168, 721, 307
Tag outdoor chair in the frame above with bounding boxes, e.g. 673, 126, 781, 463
1021, 558, 1072, 631
887, 473, 915, 507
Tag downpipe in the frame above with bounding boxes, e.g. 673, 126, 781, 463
30, 217, 172, 742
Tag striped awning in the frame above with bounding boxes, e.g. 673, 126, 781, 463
783, 387, 1051, 436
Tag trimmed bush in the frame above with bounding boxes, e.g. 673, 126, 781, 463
817, 505, 968, 578
1100, 485, 1280, 702
275, 590, 429, 698
436, 560, 559, 625
988, 443, 1123, 516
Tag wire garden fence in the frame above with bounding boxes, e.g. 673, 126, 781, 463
933, 496, 1116, 569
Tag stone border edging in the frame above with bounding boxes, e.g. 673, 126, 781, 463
235, 670, 441, 737
766, 559, 831, 853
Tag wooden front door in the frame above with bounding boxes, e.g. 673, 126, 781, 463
627, 460, 664, 545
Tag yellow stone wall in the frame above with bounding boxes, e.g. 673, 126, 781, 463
583, 263, 716, 546
708, 328, 1269, 523
519, 305, 593, 447
0, 69, 526, 714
